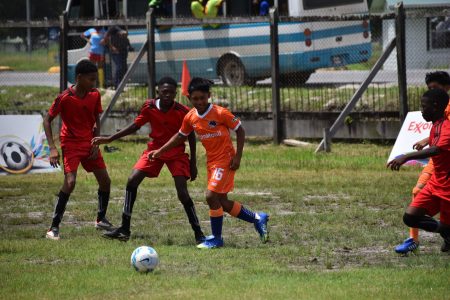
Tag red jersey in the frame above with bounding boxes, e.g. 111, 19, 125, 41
428, 118, 450, 195
48, 86, 102, 146
134, 99, 189, 158
179, 104, 241, 165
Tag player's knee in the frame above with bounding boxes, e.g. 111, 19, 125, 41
127, 175, 140, 188
101, 175, 111, 189
66, 178, 76, 192
403, 213, 418, 228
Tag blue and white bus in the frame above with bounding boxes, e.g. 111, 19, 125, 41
67, 0, 371, 86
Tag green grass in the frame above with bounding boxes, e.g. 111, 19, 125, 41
0, 84, 427, 113
1, 141, 449, 299
0, 47, 59, 71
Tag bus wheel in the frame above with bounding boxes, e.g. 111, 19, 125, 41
219, 56, 247, 86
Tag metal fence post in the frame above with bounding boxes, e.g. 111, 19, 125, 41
59, 11, 68, 92
270, 8, 282, 144
146, 8, 156, 99
323, 128, 331, 152
395, 2, 408, 122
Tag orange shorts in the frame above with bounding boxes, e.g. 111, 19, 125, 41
134, 149, 190, 178
207, 164, 235, 194
61, 145, 106, 174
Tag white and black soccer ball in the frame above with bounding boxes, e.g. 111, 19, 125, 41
131, 246, 159, 273
1, 141, 33, 172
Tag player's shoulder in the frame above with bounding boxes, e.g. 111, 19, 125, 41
173, 102, 190, 114
89, 88, 101, 97
142, 99, 158, 111
56, 88, 73, 102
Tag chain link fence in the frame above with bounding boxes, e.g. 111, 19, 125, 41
1, 4, 449, 120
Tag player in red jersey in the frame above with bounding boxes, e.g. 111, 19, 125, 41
92, 77, 205, 244
388, 89, 450, 252
149, 78, 269, 249
395, 71, 450, 254
43, 59, 112, 240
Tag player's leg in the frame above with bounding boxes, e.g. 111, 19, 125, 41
173, 176, 205, 244
438, 200, 450, 252
46, 171, 77, 240
46, 147, 81, 240
103, 169, 147, 241
92, 168, 113, 230
220, 195, 269, 243
395, 167, 432, 253
197, 190, 224, 249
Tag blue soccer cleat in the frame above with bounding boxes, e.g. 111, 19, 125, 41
395, 237, 419, 254
196, 237, 224, 249
254, 212, 269, 243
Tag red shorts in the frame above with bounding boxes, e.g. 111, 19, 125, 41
62, 145, 106, 174
89, 53, 105, 62
411, 184, 450, 224
133, 149, 190, 178
207, 164, 235, 194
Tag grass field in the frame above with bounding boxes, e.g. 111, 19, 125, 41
0, 84, 426, 113
0, 140, 449, 299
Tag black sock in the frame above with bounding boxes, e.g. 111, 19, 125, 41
50, 191, 70, 228
182, 198, 203, 236
122, 185, 137, 231
97, 190, 110, 221
439, 225, 450, 242
403, 213, 439, 232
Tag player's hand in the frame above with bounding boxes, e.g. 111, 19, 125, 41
147, 150, 161, 160
49, 147, 60, 168
91, 136, 111, 146
387, 156, 407, 171
189, 159, 198, 181
88, 145, 99, 160
230, 155, 241, 170
413, 138, 429, 151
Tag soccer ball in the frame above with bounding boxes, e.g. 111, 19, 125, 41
1, 141, 33, 172
131, 246, 159, 273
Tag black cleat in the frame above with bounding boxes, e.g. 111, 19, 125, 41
195, 231, 206, 245
95, 217, 114, 231
441, 239, 450, 252
102, 227, 130, 242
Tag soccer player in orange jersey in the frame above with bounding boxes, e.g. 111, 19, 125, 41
149, 78, 269, 249
92, 77, 205, 244
43, 60, 113, 240
388, 89, 450, 253
395, 71, 450, 254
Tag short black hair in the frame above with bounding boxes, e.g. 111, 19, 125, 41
75, 59, 98, 76
423, 88, 449, 111
425, 71, 450, 86
188, 77, 213, 95
158, 77, 177, 88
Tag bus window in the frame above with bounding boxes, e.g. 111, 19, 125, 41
303, 0, 364, 10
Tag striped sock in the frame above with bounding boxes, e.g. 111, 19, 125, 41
122, 185, 137, 231
229, 201, 257, 223
210, 207, 223, 239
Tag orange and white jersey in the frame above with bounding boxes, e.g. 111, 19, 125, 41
179, 104, 241, 165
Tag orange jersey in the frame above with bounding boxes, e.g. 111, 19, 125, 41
446, 102, 450, 119
179, 104, 241, 165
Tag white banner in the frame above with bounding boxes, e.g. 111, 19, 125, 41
387, 111, 432, 166
0, 115, 60, 175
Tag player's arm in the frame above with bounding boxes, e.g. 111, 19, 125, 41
43, 114, 60, 168
88, 115, 103, 160
148, 133, 187, 160
230, 126, 245, 170
187, 132, 198, 181
387, 146, 441, 171
92, 122, 140, 145
413, 137, 430, 151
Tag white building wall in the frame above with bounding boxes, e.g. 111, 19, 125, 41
382, 18, 450, 70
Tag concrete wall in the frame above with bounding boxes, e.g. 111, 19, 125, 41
101, 112, 402, 140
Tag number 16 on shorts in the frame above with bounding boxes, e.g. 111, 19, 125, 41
213, 168, 224, 181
